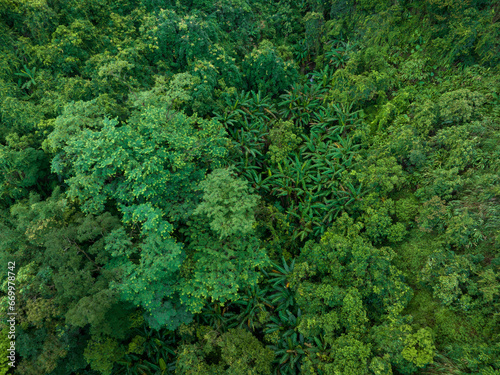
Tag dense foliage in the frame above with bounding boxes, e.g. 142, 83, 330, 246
0, 0, 499, 374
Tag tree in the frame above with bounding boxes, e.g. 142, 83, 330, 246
179, 167, 268, 313
194, 167, 260, 239
176, 327, 274, 375
50, 97, 233, 329
0, 188, 134, 374
290, 214, 435, 374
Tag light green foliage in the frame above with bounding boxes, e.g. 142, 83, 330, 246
370, 322, 418, 375
401, 328, 436, 368
419, 247, 497, 314
194, 167, 260, 239
433, 122, 483, 171
131, 73, 199, 110
412, 98, 439, 136
326, 334, 372, 375
341, 289, 369, 335
399, 56, 430, 83
189, 58, 232, 116
360, 197, 408, 244
369, 356, 393, 375
127, 335, 146, 355
368, 90, 412, 134
176, 328, 274, 374
218, 328, 275, 374
394, 195, 420, 224
84, 336, 125, 375
478, 269, 500, 304
0, 327, 9, 375
445, 209, 484, 248
357, 153, 406, 196
438, 89, 485, 125
43, 95, 117, 154
291, 220, 427, 373
179, 213, 268, 313
481, 367, 500, 375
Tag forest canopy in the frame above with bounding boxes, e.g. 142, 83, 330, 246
0, 0, 499, 374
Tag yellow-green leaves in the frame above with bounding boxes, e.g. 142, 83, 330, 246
401, 328, 436, 368
194, 166, 260, 239
84, 336, 125, 375
176, 328, 274, 375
